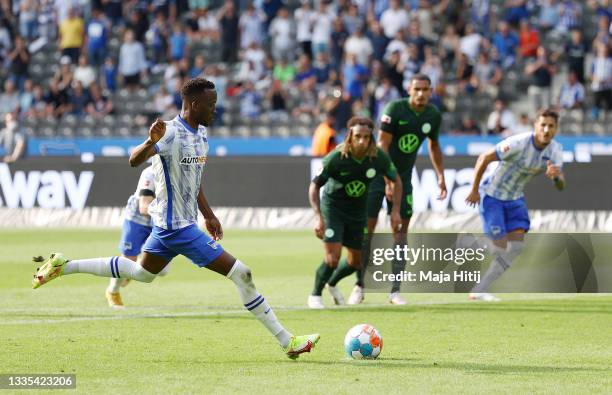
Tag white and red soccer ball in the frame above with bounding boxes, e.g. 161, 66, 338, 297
344, 324, 383, 359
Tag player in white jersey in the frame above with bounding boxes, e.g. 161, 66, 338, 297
465, 108, 566, 301
105, 165, 171, 308
31, 78, 320, 359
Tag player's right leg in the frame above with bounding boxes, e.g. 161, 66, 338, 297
309, 241, 342, 309
350, 177, 385, 304
32, 231, 174, 289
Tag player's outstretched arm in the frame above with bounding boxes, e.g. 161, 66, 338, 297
308, 181, 325, 239
466, 148, 497, 207
428, 139, 447, 200
129, 119, 166, 167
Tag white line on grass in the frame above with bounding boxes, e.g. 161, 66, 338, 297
0, 294, 600, 326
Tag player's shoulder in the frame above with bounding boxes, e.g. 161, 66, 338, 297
375, 147, 391, 160
425, 103, 442, 117
504, 132, 532, 145
383, 98, 406, 112
323, 147, 342, 164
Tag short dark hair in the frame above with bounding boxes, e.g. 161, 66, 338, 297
410, 73, 431, 86
181, 78, 215, 100
536, 108, 559, 124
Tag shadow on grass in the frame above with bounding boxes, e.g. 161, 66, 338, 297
330, 303, 612, 315
291, 358, 609, 374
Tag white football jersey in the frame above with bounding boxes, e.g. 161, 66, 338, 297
148, 115, 209, 230
482, 132, 563, 201
124, 165, 155, 226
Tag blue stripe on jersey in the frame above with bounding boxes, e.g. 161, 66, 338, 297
244, 294, 262, 308
178, 115, 197, 134
154, 144, 160, 153
160, 156, 173, 230
110, 257, 117, 278
247, 297, 265, 311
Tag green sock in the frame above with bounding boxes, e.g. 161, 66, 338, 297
356, 235, 371, 287
312, 262, 334, 296
328, 259, 357, 287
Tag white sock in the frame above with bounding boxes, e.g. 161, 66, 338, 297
107, 278, 122, 293
227, 260, 292, 347
64, 256, 157, 283
473, 242, 523, 293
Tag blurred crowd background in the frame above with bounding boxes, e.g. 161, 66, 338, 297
0, 0, 610, 153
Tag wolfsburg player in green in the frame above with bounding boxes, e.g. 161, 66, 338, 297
349, 74, 447, 306
307, 117, 402, 309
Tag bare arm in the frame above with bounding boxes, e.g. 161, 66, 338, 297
428, 139, 447, 199
465, 148, 498, 206
545, 160, 565, 191
138, 195, 154, 215
309, 181, 325, 239
129, 118, 165, 167
198, 185, 223, 240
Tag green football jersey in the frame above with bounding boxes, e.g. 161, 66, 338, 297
315, 147, 398, 221
379, 99, 441, 175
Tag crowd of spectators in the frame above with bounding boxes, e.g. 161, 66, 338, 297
0, 0, 610, 143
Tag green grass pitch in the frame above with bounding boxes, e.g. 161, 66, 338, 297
1, 229, 611, 394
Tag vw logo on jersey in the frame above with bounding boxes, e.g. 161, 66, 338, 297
345, 180, 367, 197
366, 168, 376, 178
422, 123, 432, 134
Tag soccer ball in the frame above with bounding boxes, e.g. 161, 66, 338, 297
344, 324, 383, 359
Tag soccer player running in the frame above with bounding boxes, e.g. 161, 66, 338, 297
106, 164, 171, 308
465, 108, 565, 301
348, 74, 447, 305
32, 78, 320, 359
307, 117, 402, 309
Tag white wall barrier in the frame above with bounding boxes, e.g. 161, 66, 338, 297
1, 208, 611, 232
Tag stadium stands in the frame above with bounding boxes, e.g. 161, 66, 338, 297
0, 0, 610, 143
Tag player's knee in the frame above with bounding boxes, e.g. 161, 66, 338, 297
134, 266, 156, 283
325, 255, 340, 268
157, 264, 170, 277
228, 259, 253, 285
507, 241, 525, 260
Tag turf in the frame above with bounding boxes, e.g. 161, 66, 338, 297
0, 229, 611, 394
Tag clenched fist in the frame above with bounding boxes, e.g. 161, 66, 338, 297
148, 118, 166, 144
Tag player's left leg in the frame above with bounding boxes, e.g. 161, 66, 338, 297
388, 191, 413, 305
471, 198, 529, 300
170, 225, 319, 359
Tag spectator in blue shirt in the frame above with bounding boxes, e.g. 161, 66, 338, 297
492, 21, 519, 69
169, 23, 188, 61
102, 57, 117, 92
342, 53, 369, 99
86, 8, 108, 67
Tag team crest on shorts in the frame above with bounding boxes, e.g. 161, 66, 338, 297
490, 226, 502, 236
366, 168, 376, 178
422, 123, 431, 134
123, 241, 132, 250
325, 229, 335, 238
207, 239, 219, 250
